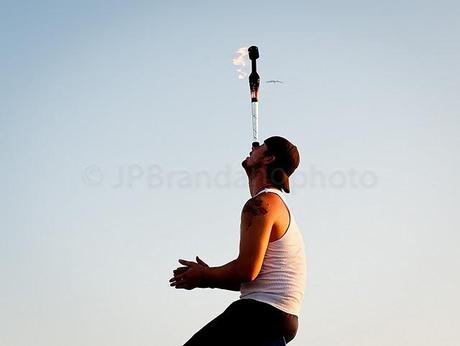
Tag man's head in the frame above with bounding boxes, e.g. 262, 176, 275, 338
242, 136, 300, 193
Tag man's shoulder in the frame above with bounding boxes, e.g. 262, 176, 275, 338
242, 192, 283, 217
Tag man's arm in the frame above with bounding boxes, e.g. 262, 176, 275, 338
172, 257, 243, 291
169, 194, 276, 291
202, 259, 244, 291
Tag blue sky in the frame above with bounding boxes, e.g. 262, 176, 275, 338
1, 1, 459, 345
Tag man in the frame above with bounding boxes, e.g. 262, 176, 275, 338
169, 136, 306, 345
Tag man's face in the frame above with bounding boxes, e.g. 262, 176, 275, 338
242, 142, 269, 170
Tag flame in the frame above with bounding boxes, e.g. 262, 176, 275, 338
232, 46, 249, 80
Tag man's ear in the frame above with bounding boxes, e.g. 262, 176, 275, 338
263, 155, 276, 165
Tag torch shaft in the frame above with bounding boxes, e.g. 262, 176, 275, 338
248, 46, 260, 143
252, 101, 259, 142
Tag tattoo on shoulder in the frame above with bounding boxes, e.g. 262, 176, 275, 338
243, 198, 268, 217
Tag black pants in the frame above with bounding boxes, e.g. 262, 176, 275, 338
183, 299, 298, 346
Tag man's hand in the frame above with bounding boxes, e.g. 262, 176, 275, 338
169, 256, 209, 290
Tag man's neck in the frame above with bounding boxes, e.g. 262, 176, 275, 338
249, 179, 279, 197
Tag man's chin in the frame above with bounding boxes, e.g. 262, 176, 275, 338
243, 159, 255, 177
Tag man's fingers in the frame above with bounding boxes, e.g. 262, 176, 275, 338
196, 256, 208, 267
178, 259, 194, 266
171, 278, 189, 289
175, 282, 192, 290
169, 274, 194, 290
173, 267, 188, 275
169, 271, 186, 283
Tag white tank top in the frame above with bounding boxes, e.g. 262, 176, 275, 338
239, 188, 307, 316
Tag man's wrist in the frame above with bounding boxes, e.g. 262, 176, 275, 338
200, 266, 214, 289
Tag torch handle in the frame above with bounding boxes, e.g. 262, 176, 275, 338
252, 101, 259, 142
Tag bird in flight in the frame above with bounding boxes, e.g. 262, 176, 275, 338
266, 80, 284, 84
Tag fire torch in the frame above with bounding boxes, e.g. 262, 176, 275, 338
248, 46, 260, 145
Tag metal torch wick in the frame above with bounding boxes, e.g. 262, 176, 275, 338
248, 46, 260, 144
